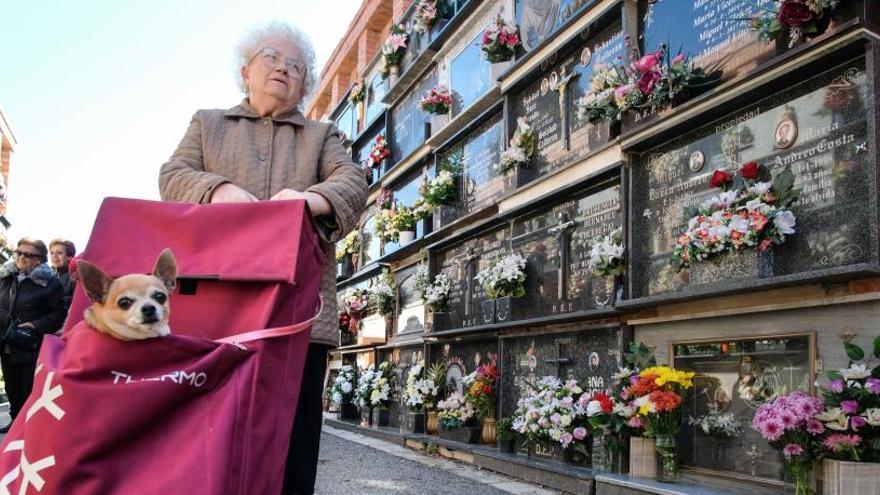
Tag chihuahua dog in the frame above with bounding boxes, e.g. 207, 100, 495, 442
77, 249, 178, 341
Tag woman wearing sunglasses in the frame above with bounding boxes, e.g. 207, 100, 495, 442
0, 237, 65, 432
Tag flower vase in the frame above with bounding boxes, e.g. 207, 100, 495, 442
374, 408, 390, 428
399, 230, 416, 245
389, 65, 399, 86
481, 417, 496, 444
400, 411, 426, 434
629, 436, 656, 478
498, 436, 517, 454
339, 402, 359, 421
430, 113, 450, 135
430, 311, 448, 332
822, 459, 878, 495
339, 254, 354, 279
494, 296, 517, 323
426, 410, 439, 434
784, 461, 815, 495
480, 299, 496, 325
655, 435, 679, 483
489, 60, 512, 83
592, 434, 612, 472
360, 407, 373, 428
339, 329, 352, 347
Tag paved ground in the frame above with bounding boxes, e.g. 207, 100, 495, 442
316, 425, 558, 495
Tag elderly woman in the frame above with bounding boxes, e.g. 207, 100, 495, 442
159, 22, 367, 495
0, 238, 65, 432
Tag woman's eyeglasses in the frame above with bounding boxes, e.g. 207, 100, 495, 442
250, 47, 306, 79
14, 251, 41, 260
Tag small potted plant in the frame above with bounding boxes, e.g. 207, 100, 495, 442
330, 365, 359, 421
496, 416, 517, 454
480, 14, 521, 80
420, 85, 453, 133
475, 253, 527, 324
381, 22, 408, 82
437, 391, 479, 443
392, 205, 417, 245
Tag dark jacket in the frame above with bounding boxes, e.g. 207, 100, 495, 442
0, 262, 65, 361
54, 267, 75, 312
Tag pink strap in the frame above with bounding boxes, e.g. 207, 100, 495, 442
214, 298, 324, 345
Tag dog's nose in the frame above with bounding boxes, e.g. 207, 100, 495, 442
141, 304, 157, 318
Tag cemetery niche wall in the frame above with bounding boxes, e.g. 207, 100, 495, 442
628, 53, 879, 303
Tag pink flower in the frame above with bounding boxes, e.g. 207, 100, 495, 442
867, 378, 880, 394
783, 444, 804, 458
826, 379, 845, 394
628, 416, 644, 429
823, 433, 861, 453
573, 427, 587, 440
638, 71, 661, 95
388, 33, 407, 51
550, 413, 561, 425
561, 432, 574, 447
778, 411, 797, 429
672, 54, 686, 63
851, 415, 867, 431
634, 53, 660, 73
841, 400, 859, 415
806, 419, 825, 435
761, 419, 785, 442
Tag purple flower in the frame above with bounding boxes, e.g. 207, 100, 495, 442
851, 415, 867, 431
573, 427, 587, 440
778, 411, 797, 429
867, 378, 880, 395
783, 444, 804, 458
826, 379, 845, 394
560, 432, 574, 447
761, 419, 785, 442
841, 400, 859, 415
806, 419, 825, 435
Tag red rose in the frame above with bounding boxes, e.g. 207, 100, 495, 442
778, 1, 815, 27
740, 161, 760, 179
709, 170, 732, 188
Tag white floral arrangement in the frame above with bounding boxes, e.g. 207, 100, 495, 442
423, 272, 453, 312
402, 361, 441, 412
369, 361, 395, 409
511, 376, 588, 449
330, 365, 357, 407
688, 402, 743, 440
437, 391, 475, 429
354, 367, 377, 408
412, 0, 440, 34
587, 228, 625, 277
476, 253, 527, 299
369, 269, 396, 315
497, 117, 535, 173
421, 169, 457, 206
374, 208, 400, 243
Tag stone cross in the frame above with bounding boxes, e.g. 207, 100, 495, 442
552, 66, 578, 151
744, 444, 764, 477
548, 212, 577, 300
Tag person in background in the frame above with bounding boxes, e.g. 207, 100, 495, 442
0, 238, 65, 432
49, 238, 76, 314
158, 21, 367, 495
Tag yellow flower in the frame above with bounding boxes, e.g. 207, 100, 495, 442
640, 366, 695, 389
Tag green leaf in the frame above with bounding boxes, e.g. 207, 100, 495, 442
731, 174, 745, 193
845, 342, 865, 362
874, 334, 880, 358
773, 166, 796, 194
872, 365, 880, 379
825, 370, 843, 381
757, 164, 772, 182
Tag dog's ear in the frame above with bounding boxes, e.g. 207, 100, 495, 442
77, 260, 113, 303
153, 248, 178, 292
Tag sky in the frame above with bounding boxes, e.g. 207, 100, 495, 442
0, 0, 362, 250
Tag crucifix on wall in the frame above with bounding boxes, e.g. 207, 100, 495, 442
463, 247, 480, 319
543, 339, 573, 379
552, 65, 578, 151
547, 211, 577, 300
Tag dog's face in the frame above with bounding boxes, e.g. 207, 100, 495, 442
78, 249, 177, 341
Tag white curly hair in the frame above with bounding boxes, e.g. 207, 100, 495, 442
235, 21, 317, 109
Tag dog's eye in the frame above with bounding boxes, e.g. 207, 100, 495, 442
152, 292, 167, 304
117, 297, 133, 309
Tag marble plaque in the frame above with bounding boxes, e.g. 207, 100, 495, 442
396, 264, 426, 337
631, 56, 873, 299
450, 32, 491, 114
378, 346, 425, 428
438, 113, 506, 216
516, 0, 598, 52
433, 226, 511, 329
392, 71, 437, 164
511, 182, 622, 319
436, 339, 499, 396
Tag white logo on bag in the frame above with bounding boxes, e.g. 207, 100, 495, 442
26, 372, 64, 422
1, 440, 55, 494
110, 370, 208, 388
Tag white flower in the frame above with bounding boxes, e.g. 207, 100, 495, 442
586, 400, 604, 417
728, 216, 750, 234
816, 407, 849, 431
841, 363, 871, 381
613, 402, 635, 418
745, 198, 766, 212
864, 408, 880, 427
718, 191, 739, 205
773, 210, 796, 235
612, 367, 633, 382
341, 382, 352, 393
749, 182, 772, 195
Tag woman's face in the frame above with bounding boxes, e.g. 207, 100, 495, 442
50, 245, 70, 270
241, 37, 306, 112
14, 245, 42, 273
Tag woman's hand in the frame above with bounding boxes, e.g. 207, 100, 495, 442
270, 189, 331, 216
19, 322, 36, 330
210, 183, 258, 203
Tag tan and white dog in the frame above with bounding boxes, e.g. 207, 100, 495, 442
77, 249, 177, 341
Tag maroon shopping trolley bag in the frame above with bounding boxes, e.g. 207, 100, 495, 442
0, 198, 324, 494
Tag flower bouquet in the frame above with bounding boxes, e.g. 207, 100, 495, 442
476, 253, 527, 299
391, 205, 417, 244
587, 228, 625, 277
511, 377, 588, 456
370, 361, 395, 414
412, 0, 442, 34
370, 134, 391, 168
412, 197, 433, 221
575, 46, 722, 124
437, 391, 478, 442
374, 208, 399, 243
422, 272, 453, 312
349, 79, 365, 105
336, 229, 361, 264
342, 288, 371, 334
420, 85, 453, 115
403, 361, 440, 412
497, 117, 535, 173
330, 364, 357, 408
369, 269, 396, 316
381, 22, 409, 79
752, 391, 825, 495
377, 188, 394, 210
420, 169, 458, 207
672, 161, 799, 271
465, 359, 499, 420
689, 402, 743, 440
354, 367, 377, 409
748, 0, 841, 48
627, 366, 695, 482
480, 14, 520, 63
